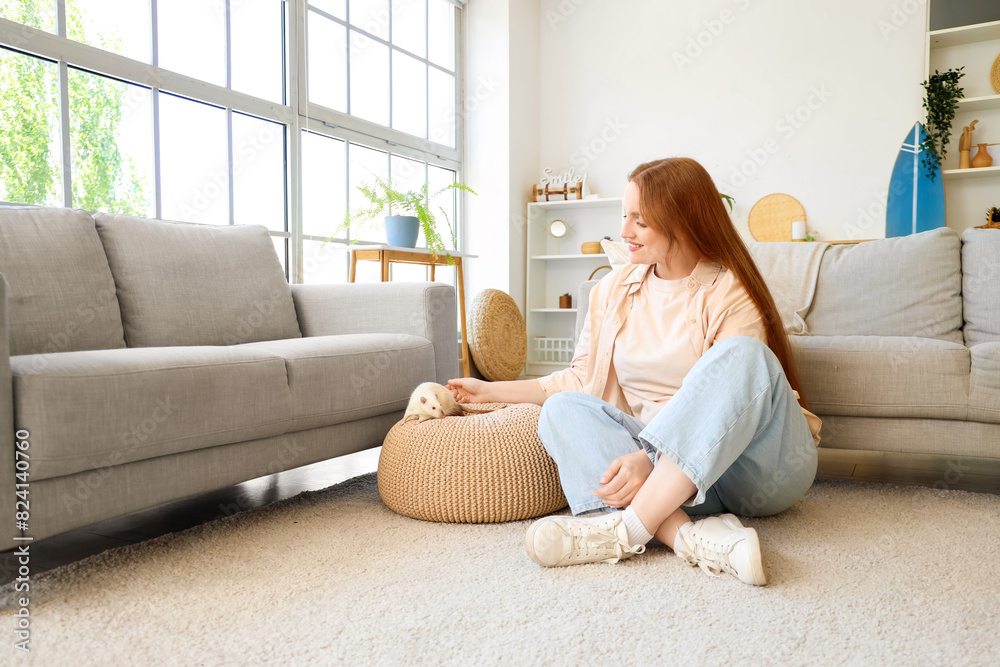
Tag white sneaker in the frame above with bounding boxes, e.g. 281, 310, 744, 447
674, 513, 767, 586
525, 512, 646, 567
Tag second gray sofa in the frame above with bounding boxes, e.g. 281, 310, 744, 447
576, 227, 1000, 494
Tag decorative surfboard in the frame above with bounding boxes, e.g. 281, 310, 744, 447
885, 122, 946, 237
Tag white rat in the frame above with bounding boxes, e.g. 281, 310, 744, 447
403, 382, 465, 423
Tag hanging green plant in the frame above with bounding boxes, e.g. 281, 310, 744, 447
920, 67, 965, 179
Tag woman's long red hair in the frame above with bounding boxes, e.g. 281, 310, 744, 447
628, 158, 809, 409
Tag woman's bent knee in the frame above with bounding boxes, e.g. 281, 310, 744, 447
711, 336, 775, 366
539, 391, 599, 422
724, 447, 817, 518
538, 392, 594, 443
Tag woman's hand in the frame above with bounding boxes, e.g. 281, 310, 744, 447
594, 450, 654, 509
446, 377, 491, 403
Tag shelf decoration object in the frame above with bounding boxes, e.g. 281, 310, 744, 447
531, 167, 590, 202
886, 122, 946, 237
959, 120, 979, 169
978, 207, 1000, 230
791, 220, 807, 242
534, 337, 575, 363
748, 194, 806, 242
992, 52, 1000, 95
588, 265, 612, 280
548, 219, 568, 238
532, 182, 583, 201
972, 143, 998, 168
558, 293, 572, 309
581, 235, 611, 254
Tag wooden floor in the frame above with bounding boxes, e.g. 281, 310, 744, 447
0, 447, 382, 587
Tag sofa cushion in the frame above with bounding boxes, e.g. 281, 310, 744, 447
11, 346, 294, 480
969, 342, 1000, 424
94, 213, 302, 347
961, 228, 1000, 347
791, 335, 969, 420
242, 333, 436, 431
0, 206, 126, 356
805, 228, 963, 344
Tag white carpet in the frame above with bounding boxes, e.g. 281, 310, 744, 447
3, 473, 1000, 665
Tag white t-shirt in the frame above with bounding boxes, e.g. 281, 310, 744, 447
612, 269, 701, 423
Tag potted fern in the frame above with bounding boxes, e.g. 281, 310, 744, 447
336, 174, 476, 264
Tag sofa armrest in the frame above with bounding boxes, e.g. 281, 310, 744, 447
0, 274, 16, 548
290, 282, 458, 384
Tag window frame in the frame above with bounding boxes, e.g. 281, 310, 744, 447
0, 0, 465, 283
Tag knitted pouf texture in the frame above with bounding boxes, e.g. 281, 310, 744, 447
467, 289, 528, 381
377, 402, 567, 523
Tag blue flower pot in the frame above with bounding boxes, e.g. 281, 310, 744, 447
384, 215, 419, 248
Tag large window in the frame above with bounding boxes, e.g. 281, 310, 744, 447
0, 0, 463, 282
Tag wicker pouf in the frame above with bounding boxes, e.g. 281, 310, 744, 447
377, 403, 567, 523
468, 289, 527, 381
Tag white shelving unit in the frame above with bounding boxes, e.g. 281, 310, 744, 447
926, 16, 1000, 231
525, 197, 622, 376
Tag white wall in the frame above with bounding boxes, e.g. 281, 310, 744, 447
533, 0, 928, 242
463, 0, 540, 313
462, 0, 929, 317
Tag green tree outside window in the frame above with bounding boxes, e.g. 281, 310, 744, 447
0, 0, 149, 213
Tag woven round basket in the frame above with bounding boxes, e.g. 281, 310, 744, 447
467, 289, 527, 381
991, 52, 1000, 95
377, 402, 567, 523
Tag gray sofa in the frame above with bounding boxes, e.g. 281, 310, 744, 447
0, 206, 457, 549
577, 227, 1000, 494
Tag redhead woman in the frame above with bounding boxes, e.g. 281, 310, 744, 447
447, 158, 820, 585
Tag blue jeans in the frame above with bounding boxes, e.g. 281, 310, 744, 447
537, 336, 817, 518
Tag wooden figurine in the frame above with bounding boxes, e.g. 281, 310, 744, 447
959, 120, 978, 169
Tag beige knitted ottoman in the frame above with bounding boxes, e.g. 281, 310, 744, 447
377, 402, 568, 523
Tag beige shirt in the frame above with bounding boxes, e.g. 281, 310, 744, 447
537, 261, 822, 446
614, 268, 702, 423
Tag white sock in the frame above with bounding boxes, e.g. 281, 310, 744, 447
674, 521, 695, 553
621, 507, 654, 547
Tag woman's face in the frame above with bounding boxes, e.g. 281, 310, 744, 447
621, 180, 673, 267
